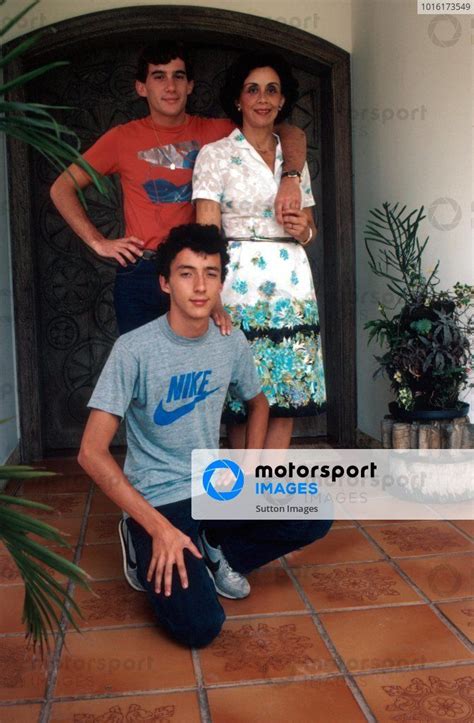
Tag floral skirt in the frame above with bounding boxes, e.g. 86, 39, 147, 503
222, 239, 326, 423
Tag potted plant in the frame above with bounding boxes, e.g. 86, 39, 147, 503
364, 202, 474, 422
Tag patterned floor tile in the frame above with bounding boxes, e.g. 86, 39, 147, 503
199, 614, 337, 684
320, 605, 472, 672
0, 704, 42, 721
0, 637, 49, 701
286, 528, 382, 567
84, 514, 121, 544
365, 521, 473, 558
78, 542, 123, 581
437, 600, 474, 643
356, 664, 474, 722
295, 561, 421, 610
0, 586, 30, 633
55, 628, 195, 696
89, 488, 121, 516
30, 516, 82, 549
0, 544, 75, 589
50, 691, 200, 722
222, 567, 306, 616
398, 553, 474, 600
20, 493, 86, 519
71, 579, 155, 629
208, 678, 366, 722
19, 473, 91, 495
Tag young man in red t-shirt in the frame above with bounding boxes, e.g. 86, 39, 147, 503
50, 42, 307, 334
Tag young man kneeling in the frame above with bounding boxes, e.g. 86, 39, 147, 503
79, 223, 331, 648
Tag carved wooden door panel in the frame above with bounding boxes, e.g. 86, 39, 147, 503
30, 43, 325, 451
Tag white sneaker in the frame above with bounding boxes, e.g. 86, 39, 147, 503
118, 518, 146, 592
198, 529, 250, 599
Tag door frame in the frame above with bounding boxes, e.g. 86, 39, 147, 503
5, 5, 356, 459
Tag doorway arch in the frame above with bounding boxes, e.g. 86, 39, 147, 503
5, 6, 355, 459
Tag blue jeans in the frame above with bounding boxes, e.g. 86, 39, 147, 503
114, 258, 170, 335
127, 499, 332, 648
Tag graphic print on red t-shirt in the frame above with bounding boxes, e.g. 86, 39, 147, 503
138, 140, 199, 203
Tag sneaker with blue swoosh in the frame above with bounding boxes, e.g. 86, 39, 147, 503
198, 529, 250, 599
118, 518, 147, 592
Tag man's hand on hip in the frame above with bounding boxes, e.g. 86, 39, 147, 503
90, 236, 145, 266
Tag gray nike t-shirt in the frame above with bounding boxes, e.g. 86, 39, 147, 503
88, 315, 261, 507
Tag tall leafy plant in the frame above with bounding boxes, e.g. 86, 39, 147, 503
1, 0, 109, 197
365, 203, 474, 411
0, 1, 106, 655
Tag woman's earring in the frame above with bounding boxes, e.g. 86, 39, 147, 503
237, 104, 241, 111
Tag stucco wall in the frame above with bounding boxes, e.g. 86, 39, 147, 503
2, 0, 352, 50
352, 0, 473, 440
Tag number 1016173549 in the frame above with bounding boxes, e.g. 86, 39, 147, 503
418, 1, 472, 12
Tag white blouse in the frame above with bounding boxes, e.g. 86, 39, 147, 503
192, 128, 315, 239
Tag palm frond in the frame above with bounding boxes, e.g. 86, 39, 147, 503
0, 467, 56, 479
365, 202, 435, 303
0, 497, 91, 655
0, 9, 111, 199
0, 1, 113, 656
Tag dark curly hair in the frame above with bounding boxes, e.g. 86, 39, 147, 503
220, 51, 299, 126
156, 224, 229, 282
136, 42, 193, 82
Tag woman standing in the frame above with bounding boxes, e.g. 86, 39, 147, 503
192, 52, 326, 449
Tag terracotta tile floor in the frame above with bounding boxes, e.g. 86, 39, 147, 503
1, 457, 473, 722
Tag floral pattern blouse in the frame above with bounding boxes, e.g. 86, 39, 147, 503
191, 128, 315, 238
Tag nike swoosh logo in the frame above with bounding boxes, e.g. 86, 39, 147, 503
153, 386, 220, 426
202, 550, 220, 574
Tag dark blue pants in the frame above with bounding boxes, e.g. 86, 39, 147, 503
114, 258, 170, 335
127, 498, 332, 648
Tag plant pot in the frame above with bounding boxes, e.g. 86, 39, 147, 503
389, 401, 470, 422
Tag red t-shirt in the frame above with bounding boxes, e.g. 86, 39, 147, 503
83, 115, 235, 249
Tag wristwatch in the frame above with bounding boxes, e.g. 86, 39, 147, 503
281, 170, 302, 181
